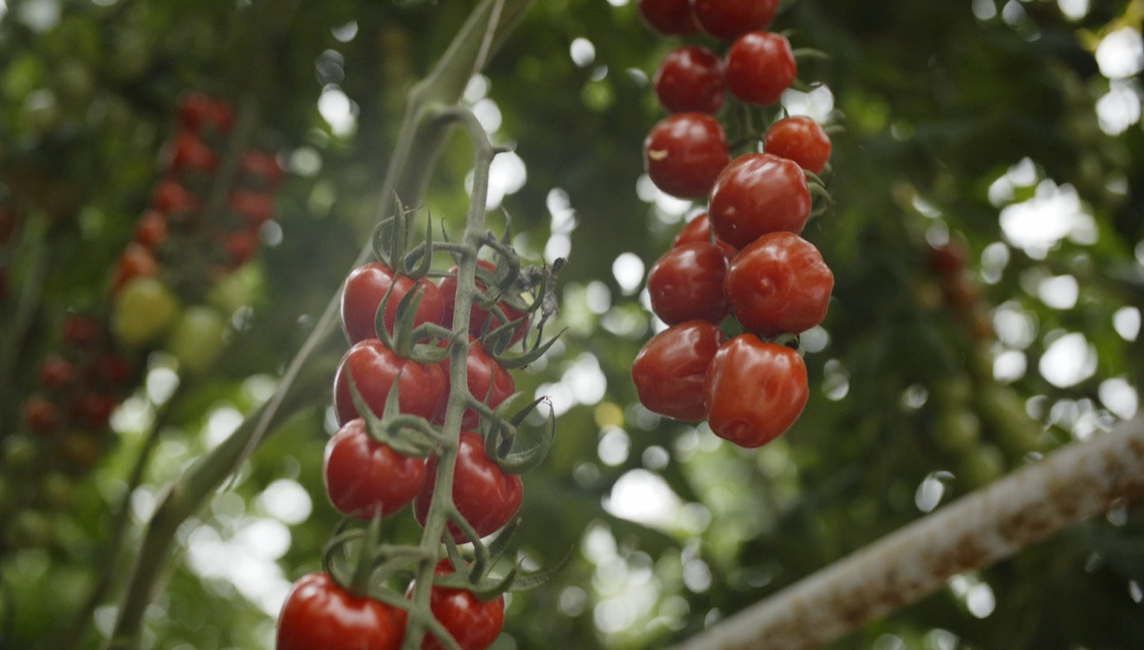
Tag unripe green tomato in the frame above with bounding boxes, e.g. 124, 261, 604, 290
958, 444, 1005, 488
167, 305, 227, 373
206, 262, 264, 316
932, 407, 981, 455
112, 277, 181, 347
5, 509, 54, 549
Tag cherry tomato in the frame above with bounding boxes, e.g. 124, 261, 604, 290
637, 0, 698, 36
690, 0, 778, 40
654, 46, 725, 115
435, 338, 515, 430
672, 213, 737, 258
643, 112, 730, 199
323, 418, 427, 519
940, 274, 980, 314
167, 306, 228, 373
39, 356, 77, 390
71, 391, 117, 430
167, 130, 217, 174
111, 243, 160, 295
229, 190, 275, 227
926, 241, 967, 278
708, 153, 811, 249
221, 229, 260, 267
112, 277, 181, 347
631, 321, 725, 421
725, 31, 796, 106
23, 395, 60, 435
764, 116, 832, 174
332, 339, 448, 426
178, 93, 234, 133
414, 431, 522, 543
647, 242, 731, 325
438, 262, 528, 346
134, 210, 168, 249
408, 560, 505, 650
724, 232, 833, 337
240, 150, 285, 188
151, 179, 199, 216
341, 263, 445, 344
276, 572, 406, 650
61, 314, 101, 348
704, 334, 808, 447
91, 353, 133, 389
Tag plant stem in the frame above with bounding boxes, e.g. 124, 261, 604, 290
0, 235, 51, 436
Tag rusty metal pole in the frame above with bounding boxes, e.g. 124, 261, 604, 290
670, 417, 1144, 650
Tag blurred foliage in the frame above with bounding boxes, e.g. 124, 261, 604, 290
0, 0, 1143, 649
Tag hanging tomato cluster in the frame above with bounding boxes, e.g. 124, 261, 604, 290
278, 205, 562, 650
630, 0, 835, 448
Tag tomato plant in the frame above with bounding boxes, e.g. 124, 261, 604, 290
703, 334, 808, 447
636, 0, 698, 36
332, 339, 448, 426
39, 356, 77, 390
166, 305, 228, 373
643, 112, 730, 199
409, 560, 505, 650
323, 418, 428, 519
708, 153, 811, 248
672, 213, 737, 258
167, 131, 218, 173
631, 320, 725, 421
111, 276, 181, 347
690, 0, 778, 40
764, 116, 832, 174
724, 31, 796, 106
413, 431, 522, 543
647, 242, 731, 325
723, 231, 833, 337
341, 262, 445, 344
438, 261, 528, 345
276, 572, 406, 650
653, 46, 725, 115
436, 337, 515, 430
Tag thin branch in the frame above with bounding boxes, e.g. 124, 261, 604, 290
669, 417, 1144, 650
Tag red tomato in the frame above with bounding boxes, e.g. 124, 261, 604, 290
637, 0, 698, 36
71, 392, 118, 430
408, 560, 505, 650
643, 112, 730, 199
647, 242, 731, 325
341, 263, 446, 344
724, 232, 833, 337
177, 93, 234, 133
435, 338, 515, 431
228, 190, 275, 227
725, 31, 796, 106
764, 117, 832, 174
91, 353, 133, 389
323, 418, 427, 519
631, 321, 725, 421
39, 355, 77, 390
654, 46, 725, 115
332, 339, 448, 426
414, 431, 522, 543
111, 243, 160, 295
672, 213, 737, 258
134, 211, 168, 250
276, 572, 406, 650
167, 130, 217, 174
926, 241, 967, 278
708, 153, 811, 249
61, 315, 101, 348
23, 395, 60, 435
438, 262, 528, 346
239, 150, 285, 188
690, 0, 778, 40
704, 335, 808, 447
151, 179, 199, 215
221, 229, 260, 267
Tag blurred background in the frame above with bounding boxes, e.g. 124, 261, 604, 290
0, 0, 1142, 648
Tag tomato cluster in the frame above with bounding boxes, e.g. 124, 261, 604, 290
925, 239, 993, 343
631, 0, 835, 448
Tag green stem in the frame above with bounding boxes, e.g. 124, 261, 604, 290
0, 236, 51, 436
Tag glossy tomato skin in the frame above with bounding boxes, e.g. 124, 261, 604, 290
654, 46, 725, 115
631, 321, 725, 421
764, 116, 832, 174
637, 0, 698, 36
436, 338, 515, 430
332, 339, 448, 426
414, 431, 522, 543
438, 262, 528, 346
647, 243, 731, 325
644, 113, 730, 199
672, 213, 737, 259
724, 232, 833, 337
276, 572, 406, 650
704, 335, 808, 448
708, 153, 811, 249
342, 263, 446, 344
411, 560, 505, 650
324, 418, 427, 519
690, 0, 778, 40
725, 31, 796, 106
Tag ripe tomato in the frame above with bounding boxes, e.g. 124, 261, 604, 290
221, 229, 260, 268
167, 130, 217, 174
764, 116, 832, 174
647, 242, 731, 325
61, 315, 101, 348
631, 321, 725, 421
133, 210, 168, 250
725, 31, 796, 106
323, 418, 427, 519
672, 213, 737, 259
704, 335, 808, 447
724, 232, 833, 337
708, 153, 811, 249
637, 0, 698, 36
409, 560, 505, 650
151, 179, 199, 215
277, 572, 406, 650
926, 241, 967, 277
39, 356, 77, 390
111, 243, 160, 295
341, 263, 446, 344
654, 46, 725, 115
332, 339, 448, 426
643, 112, 730, 199
690, 0, 778, 40
229, 190, 275, 227
414, 431, 522, 543
438, 262, 528, 346
71, 391, 117, 430
91, 353, 133, 389
240, 150, 284, 188
23, 395, 60, 435
178, 93, 234, 133
111, 277, 181, 347
436, 338, 515, 430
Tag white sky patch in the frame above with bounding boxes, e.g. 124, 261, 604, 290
545, 187, 577, 264
973, 0, 996, 21
1038, 274, 1079, 309
598, 426, 630, 466
317, 86, 357, 137
331, 21, 358, 42
603, 469, 683, 530
203, 406, 243, 450
1039, 332, 1097, 388
1099, 378, 1138, 420
571, 38, 596, 67
257, 479, 312, 525
993, 302, 1038, 349
1057, 0, 1088, 20
999, 179, 1096, 258
613, 253, 645, 295
781, 85, 835, 124
1113, 306, 1140, 341
994, 349, 1027, 383
472, 97, 502, 134
1095, 81, 1141, 135
1096, 27, 1143, 79
482, 150, 526, 210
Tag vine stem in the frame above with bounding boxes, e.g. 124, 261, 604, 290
668, 416, 1144, 650
0, 233, 51, 434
